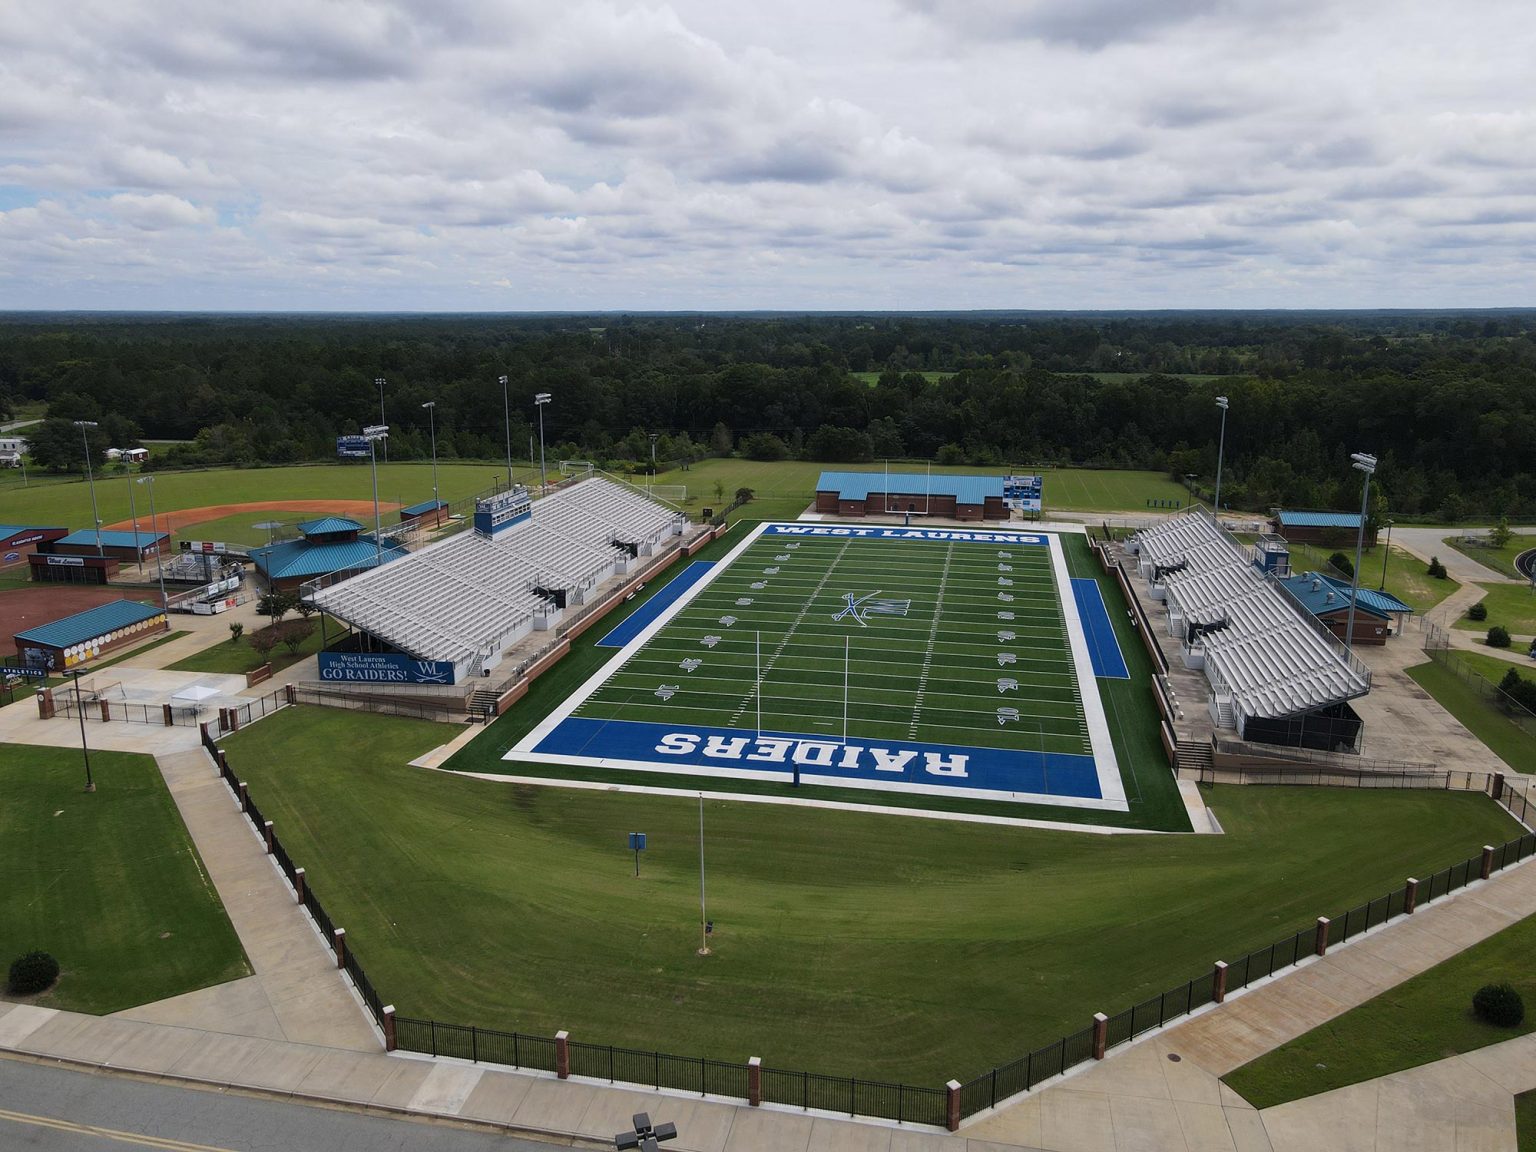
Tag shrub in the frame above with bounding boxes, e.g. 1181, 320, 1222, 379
8, 950, 60, 995
1488, 625, 1512, 649
1469, 602, 1489, 621
1428, 556, 1448, 579
1473, 982, 1525, 1028
1329, 552, 1354, 578
228, 622, 244, 644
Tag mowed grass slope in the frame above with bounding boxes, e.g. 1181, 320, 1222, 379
0, 745, 249, 1013
221, 707, 1520, 1083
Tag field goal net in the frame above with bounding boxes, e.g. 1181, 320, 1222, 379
648, 484, 687, 502
559, 460, 594, 479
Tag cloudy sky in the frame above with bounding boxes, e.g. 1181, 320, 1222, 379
1, 0, 1531, 310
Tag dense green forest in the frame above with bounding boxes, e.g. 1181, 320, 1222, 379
2, 311, 1534, 519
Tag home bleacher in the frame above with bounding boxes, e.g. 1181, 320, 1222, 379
1127, 506, 1370, 752
308, 477, 687, 680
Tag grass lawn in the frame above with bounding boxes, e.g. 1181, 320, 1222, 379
1224, 908, 1536, 1109
1406, 659, 1536, 774
0, 461, 541, 538
1456, 583, 1536, 636
849, 371, 953, 386
1280, 540, 1459, 615
0, 745, 249, 1013
220, 706, 1518, 1084
1519, 1090, 1536, 1151
169, 615, 333, 675
174, 508, 362, 550
1446, 533, 1536, 581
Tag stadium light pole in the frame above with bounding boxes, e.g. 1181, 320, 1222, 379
499, 374, 513, 491
74, 420, 104, 557
138, 477, 167, 611
421, 401, 440, 527
534, 392, 552, 494
67, 669, 95, 793
125, 469, 142, 578
363, 425, 389, 565
1379, 518, 1394, 591
1345, 452, 1377, 657
375, 378, 388, 463
1213, 396, 1229, 518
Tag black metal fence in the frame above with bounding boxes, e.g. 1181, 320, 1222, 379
289, 683, 467, 722
199, 724, 388, 1040
1424, 639, 1536, 741
55, 695, 202, 726
196, 721, 1536, 1129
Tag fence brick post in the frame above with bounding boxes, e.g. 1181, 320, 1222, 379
1092, 1013, 1108, 1060
99, 699, 110, 722
382, 1005, 396, 1052
263, 820, 274, 854
200, 720, 211, 743
37, 688, 54, 720
162, 703, 173, 726
747, 1056, 762, 1106
1405, 877, 1420, 914
333, 928, 346, 970
228, 709, 241, 732
555, 1030, 570, 1079
294, 867, 306, 904
1314, 916, 1331, 957
1493, 773, 1506, 802
945, 1080, 962, 1132
1213, 961, 1229, 1004
238, 782, 249, 812
285, 683, 297, 705
1482, 845, 1495, 880
218, 708, 230, 733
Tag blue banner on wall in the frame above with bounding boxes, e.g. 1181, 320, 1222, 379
317, 651, 456, 684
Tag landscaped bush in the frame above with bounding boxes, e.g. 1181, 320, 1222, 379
1489, 626, 1512, 649
8, 950, 60, 995
1469, 602, 1489, 621
1428, 556, 1448, 579
1473, 982, 1525, 1028
1329, 551, 1354, 578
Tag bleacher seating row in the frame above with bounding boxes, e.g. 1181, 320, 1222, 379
1127, 507, 1369, 733
310, 477, 686, 673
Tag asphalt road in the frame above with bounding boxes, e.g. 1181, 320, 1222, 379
0, 1055, 575, 1152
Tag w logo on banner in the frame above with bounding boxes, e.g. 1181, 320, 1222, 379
414, 662, 451, 684
833, 590, 912, 627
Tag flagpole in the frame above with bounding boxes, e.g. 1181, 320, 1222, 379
698, 793, 710, 956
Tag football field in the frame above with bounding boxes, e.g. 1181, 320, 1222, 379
510, 523, 1128, 812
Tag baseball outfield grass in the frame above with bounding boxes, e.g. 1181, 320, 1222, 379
0, 745, 249, 1014
219, 704, 1520, 1084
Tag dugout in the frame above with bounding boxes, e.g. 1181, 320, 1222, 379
0, 524, 69, 565
44, 529, 169, 565
399, 498, 449, 525
12, 599, 169, 673
814, 471, 1009, 521
28, 552, 119, 584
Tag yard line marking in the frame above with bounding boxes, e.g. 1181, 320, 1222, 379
910, 541, 954, 739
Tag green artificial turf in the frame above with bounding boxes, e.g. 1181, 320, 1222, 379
1225, 909, 1536, 1110
219, 705, 1519, 1084
1407, 659, 1536, 774
0, 744, 249, 1013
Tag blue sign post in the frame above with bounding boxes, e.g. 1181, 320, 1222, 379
629, 831, 647, 877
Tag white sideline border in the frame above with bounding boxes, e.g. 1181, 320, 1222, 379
506, 521, 1127, 813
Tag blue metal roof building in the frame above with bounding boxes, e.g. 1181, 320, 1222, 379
295, 516, 363, 537
251, 536, 406, 589
12, 599, 169, 670
1275, 510, 1364, 530
816, 471, 1004, 504
55, 529, 167, 551
400, 499, 449, 518
1273, 571, 1411, 644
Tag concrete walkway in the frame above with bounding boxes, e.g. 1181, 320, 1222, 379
109, 748, 379, 1050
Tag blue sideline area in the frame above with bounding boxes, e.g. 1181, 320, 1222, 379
596, 561, 716, 648
1071, 578, 1131, 680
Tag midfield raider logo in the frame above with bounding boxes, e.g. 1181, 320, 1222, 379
832, 590, 912, 627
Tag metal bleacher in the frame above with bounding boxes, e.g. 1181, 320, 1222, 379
1128, 506, 1370, 736
308, 476, 684, 675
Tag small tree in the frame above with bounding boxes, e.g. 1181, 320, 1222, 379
294, 597, 317, 620
734, 487, 754, 505
280, 619, 315, 656
1427, 555, 1448, 579
713, 479, 726, 504
1488, 625, 1512, 649
1468, 602, 1489, 621
1491, 516, 1513, 550
248, 627, 281, 663
1328, 551, 1354, 578
228, 622, 244, 644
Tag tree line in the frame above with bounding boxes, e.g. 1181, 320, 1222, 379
1, 310, 1534, 519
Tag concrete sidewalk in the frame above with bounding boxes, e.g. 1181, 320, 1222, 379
109, 748, 379, 1050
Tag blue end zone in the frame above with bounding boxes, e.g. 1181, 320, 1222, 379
532, 717, 1103, 801
1071, 578, 1130, 679
596, 561, 715, 648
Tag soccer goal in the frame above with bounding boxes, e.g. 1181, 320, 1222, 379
648, 484, 687, 502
